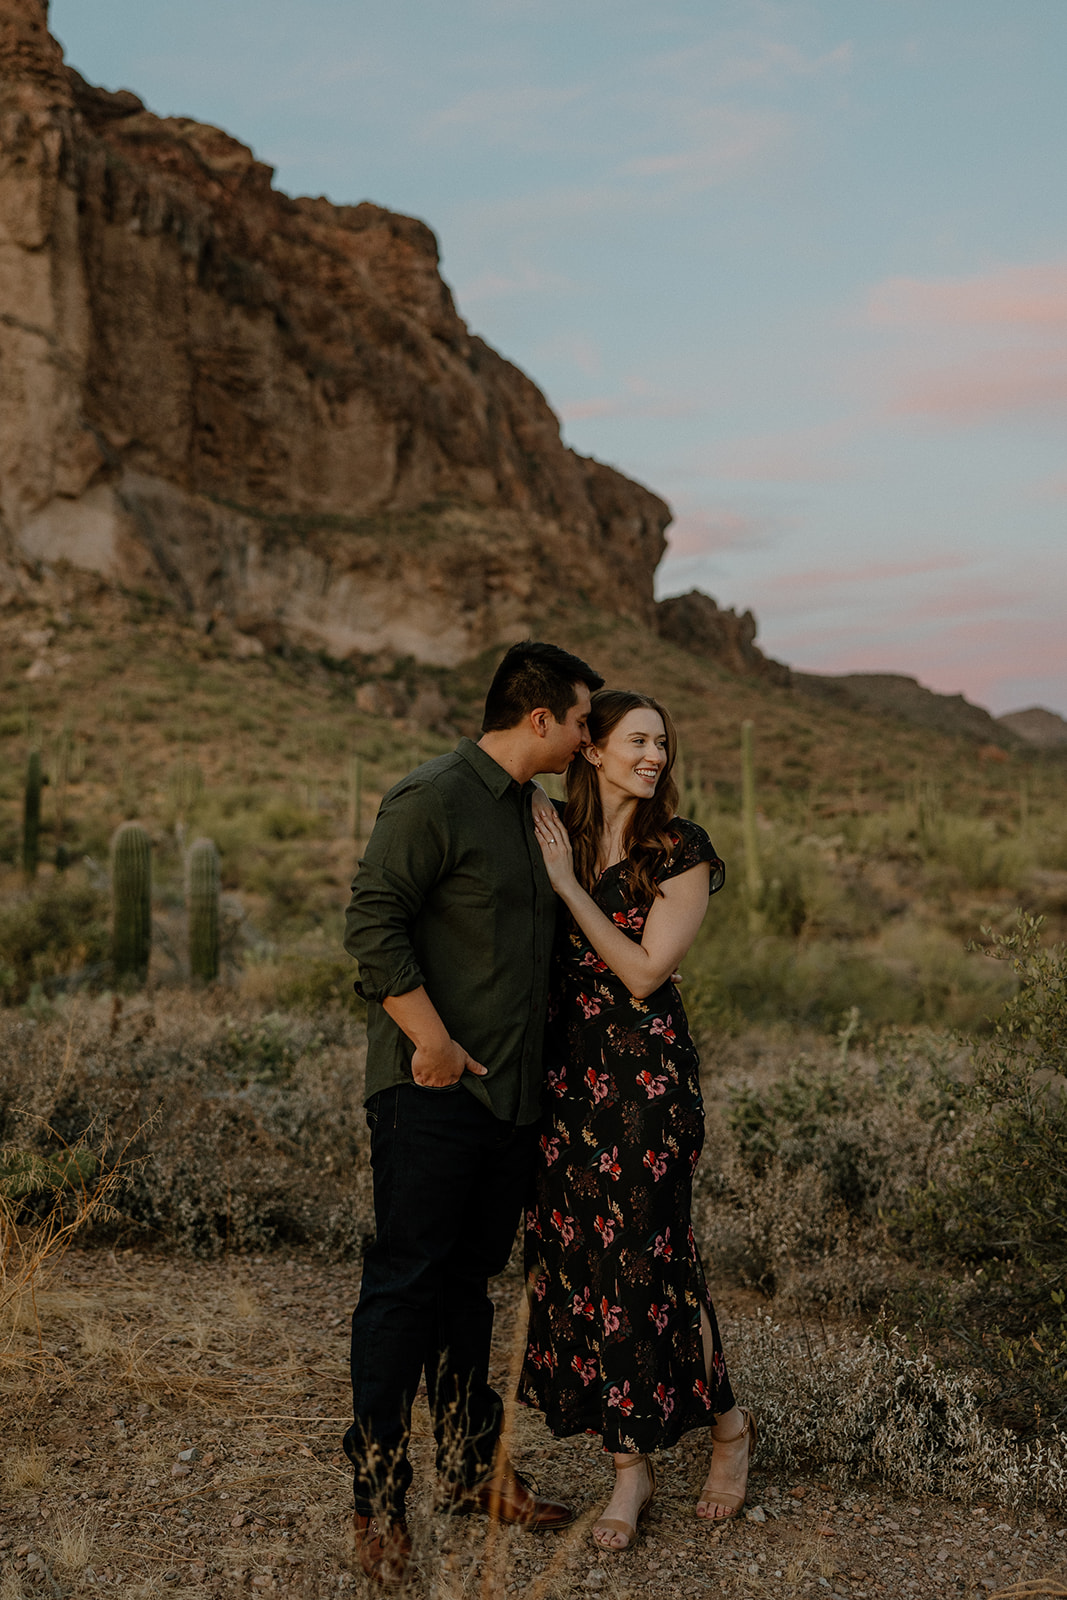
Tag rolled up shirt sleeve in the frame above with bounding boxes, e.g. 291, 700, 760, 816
343, 781, 450, 1002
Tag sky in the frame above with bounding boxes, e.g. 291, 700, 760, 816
48, 0, 1066, 716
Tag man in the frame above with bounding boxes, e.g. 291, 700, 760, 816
343, 639, 603, 1587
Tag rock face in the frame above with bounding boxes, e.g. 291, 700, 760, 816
997, 707, 1067, 748
656, 589, 791, 684
0, 0, 670, 662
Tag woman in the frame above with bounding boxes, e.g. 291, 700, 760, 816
519, 689, 755, 1552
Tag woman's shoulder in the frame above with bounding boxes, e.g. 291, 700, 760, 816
659, 816, 726, 892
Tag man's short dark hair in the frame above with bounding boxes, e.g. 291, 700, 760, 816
482, 640, 604, 732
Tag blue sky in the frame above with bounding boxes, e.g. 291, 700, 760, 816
49, 0, 1066, 714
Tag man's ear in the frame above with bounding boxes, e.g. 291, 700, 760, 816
530, 707, 552, 738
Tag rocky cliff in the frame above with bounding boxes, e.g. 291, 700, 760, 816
0, 0, 669, 663
656, 589, 790, 685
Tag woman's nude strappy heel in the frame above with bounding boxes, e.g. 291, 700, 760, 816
696, 1407, 758, 1521
592, 1453, 657, 1551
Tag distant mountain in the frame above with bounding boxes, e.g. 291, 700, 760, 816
793, 671, 1019, 747
997, 707, 1067, 748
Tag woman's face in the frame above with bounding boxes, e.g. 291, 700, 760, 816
587, 707, 668, 804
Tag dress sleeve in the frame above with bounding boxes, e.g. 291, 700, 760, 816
659, 817, 726, 896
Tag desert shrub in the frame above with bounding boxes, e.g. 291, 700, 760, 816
905, 915, 1067, 1418
0, 876, 109, 1004
685, 920, 1005, 1036
697, 1028, 970, 1308
262, 798, 330, 840
1, 1128, 139, 1351
932, 815, 1034, 893
240, 954, 365, 1013
847, 800, 1034, 893
0, 998, 373, 1257
726, 1047, 965, 1213
726, 1314, 1067, 1508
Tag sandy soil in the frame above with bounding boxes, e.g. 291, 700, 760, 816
2, 1251, 1065, 1600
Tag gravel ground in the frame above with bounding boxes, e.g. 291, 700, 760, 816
2, 1250, 1065, 1599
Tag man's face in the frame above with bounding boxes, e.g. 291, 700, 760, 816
542, 684, 592, 773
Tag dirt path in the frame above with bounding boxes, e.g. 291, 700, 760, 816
2, 1251, 1064, 1599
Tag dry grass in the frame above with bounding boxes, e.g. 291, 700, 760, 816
0, 1251, 1065, 1596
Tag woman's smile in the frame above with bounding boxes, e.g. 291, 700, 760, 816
590, 708, 669, 799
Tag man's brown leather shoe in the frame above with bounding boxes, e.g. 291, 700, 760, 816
348, 1511, 411, 1588
447, 1463, 575, 1530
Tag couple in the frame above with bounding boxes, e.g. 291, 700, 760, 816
342, 640, 754, 1587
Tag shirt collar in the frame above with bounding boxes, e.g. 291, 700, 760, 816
456, 737, 525, 799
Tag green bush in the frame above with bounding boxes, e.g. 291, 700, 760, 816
905, 915, 1067, 1420
0, 877, 109, 1004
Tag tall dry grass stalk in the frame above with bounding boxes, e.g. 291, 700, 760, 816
0, 1021, 149, 1366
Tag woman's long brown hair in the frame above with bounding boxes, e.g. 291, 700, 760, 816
562, 689, 680, 904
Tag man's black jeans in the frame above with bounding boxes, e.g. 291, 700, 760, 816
344, 1082, 537, 1519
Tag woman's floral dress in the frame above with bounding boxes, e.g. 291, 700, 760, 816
519, 817, 734, 1452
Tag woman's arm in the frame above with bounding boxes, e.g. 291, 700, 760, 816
533, 812, 710, 1000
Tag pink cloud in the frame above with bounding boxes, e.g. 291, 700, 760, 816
762, 554, 971, 594
866, 261, 1067, 328
767, 613, 1066, 714
890, 350, 1067, 420
714, 422, 854, 483
1030, 474, 1067, 500
665, 507, 776, 557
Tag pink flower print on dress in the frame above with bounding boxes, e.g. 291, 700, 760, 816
546, 1065, 566, 1098
693, 1375, 713, 1409
606, 1380, 634, 1416
598, 1147, 622, 1181
584, 1067, 610, 1105
593, 1214, 615, 1248
648, 1302, 669, 1335
648, 1015, 677, 1042
577, 992, 602, 1019
636, 1069, 668, 1099
549, 1209, 575, 1245
525, 1207, 541, 1236
539, 1134, 560, 1165
652, 1227, 672, 1261
612, 908, 645, 932
571, 1355, 598, 1387
579, 950, 608, 974
643, 1149, 669, 1181
600, 1297, 622, 1335
653, 1382, 675, 1420
710, 1348, 726, 1383
571, 1287, 595, 1321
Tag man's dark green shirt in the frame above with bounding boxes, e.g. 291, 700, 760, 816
344, 738, 556, 1125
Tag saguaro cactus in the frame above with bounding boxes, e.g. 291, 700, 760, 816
22, 749, 42, 877
111, 822, 152, 984
740, 720, 763, 934
186, 837, 221, 982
